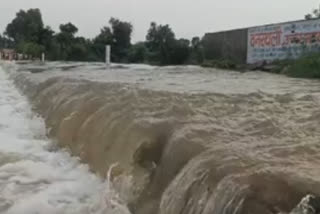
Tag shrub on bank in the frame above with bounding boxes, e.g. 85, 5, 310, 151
284, 54, 320, 78
269, 59, 294, 74
201, 59, 237, 70
201, 54, 320, 79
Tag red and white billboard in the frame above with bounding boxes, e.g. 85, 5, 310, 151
247, 19, 320, 64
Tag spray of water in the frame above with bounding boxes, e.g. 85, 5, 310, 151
0, 65, 131, 214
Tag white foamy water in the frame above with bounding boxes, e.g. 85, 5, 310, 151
0, 67, 131, 214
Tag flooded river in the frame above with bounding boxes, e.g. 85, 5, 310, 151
2, 61, 320, 214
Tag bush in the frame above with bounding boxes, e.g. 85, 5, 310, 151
284, 54, 320, 78
18, 42, 45, 59
269, 59, 294, 74
128, 42, 147, 63
201, 59, 236, 70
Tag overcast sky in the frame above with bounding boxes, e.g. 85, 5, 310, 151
0, 0, 319, 42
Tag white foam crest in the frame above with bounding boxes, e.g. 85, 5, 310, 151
0, 66, 131, 214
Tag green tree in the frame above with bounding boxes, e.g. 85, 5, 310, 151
305, 4, 320, 19
146, 22, 176, 64
190, 36, 204, 64
145, 22, 190, 65
18, 42, 45, 58
191, 37, 200, 49
56, 22, 79, 60
92, 26, 113, 61
5, 9, 44, 43
60, 23, 78, 35
38, 26, 54, 47
68, 37, 91, 61
109, 18, 133, 62
170, 39, 190, 64
128, 42, 147, 63
0, 35, 15, 48
37, 26, 60, 59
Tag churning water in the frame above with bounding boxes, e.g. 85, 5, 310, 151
0, 65, 130, 214
2, 61, 320, 214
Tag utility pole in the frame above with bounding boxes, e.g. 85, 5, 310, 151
106, 45, 111, 69
41, 53, 45, 63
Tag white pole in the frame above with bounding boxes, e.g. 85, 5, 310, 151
41, 53, 45, 63
106, 45, 111, 69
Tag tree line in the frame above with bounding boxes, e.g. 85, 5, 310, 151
0, 8, 204, 65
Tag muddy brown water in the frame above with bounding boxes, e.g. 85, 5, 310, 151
4, 61, 320, 214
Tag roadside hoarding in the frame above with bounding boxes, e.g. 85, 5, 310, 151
247, 19, 320, 64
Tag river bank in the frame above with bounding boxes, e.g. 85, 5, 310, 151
202, 53, 320, 79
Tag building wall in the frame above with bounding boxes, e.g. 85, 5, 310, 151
203, 18, 320, 64
202, 28, 248, 64
247, 19, 320, 64
0, 49, 16, 61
